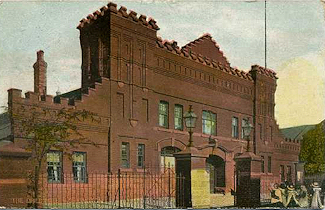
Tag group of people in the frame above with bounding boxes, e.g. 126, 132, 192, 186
270, 181, 324, 208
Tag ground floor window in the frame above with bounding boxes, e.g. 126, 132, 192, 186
206, 155, 225, 194
121, 142, 130, 168
72, 152, 87, 183
137, 144, 145, 168
287, 165, 292, 183
280, 165, 285, 182
160, 146, 181, 169
47, 151, 62, 183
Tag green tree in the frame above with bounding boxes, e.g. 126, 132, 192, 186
299, 122, 325, 175
9, 105, 100, 208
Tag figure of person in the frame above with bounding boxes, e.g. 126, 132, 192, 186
284, 184, 299, 207
311, 182, 324, 209
297, 185, 309, 208
279, 183, 287, 206
270, 183, 283, 207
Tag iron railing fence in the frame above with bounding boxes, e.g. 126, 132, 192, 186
0, 167, 185, 209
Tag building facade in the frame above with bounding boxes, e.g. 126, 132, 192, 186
0, 2, 300, 202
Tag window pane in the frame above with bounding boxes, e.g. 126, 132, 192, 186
47, 151, 62, 183
211, 121, 216, 136
159, 102, 168, 114
211, 113, 216, 121
202, 111, 209, 119
159, 101, 168, 128
174, 105, 183, 130
202, 111, 216, 135
232, 117, 238, 138
241, 119, 246, 139
159, 115, 165, 127
121, 142, 130, 168
72, 152, 87, 182
137, 144, 145, 167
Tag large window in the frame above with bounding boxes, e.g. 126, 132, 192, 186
121, 142, 130, 168
259, 124, 263, 140
159, 101, 169, 128
202, 111, 216, 135
174, 105, 183, 130
47, 151, 62, 183
137, 144, 145, 168
231, 117, 239, 138
72, 152, 87, 182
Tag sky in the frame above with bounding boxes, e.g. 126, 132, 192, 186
0, 0, 324, 128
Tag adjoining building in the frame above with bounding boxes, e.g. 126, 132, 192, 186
0, 2, 300, 206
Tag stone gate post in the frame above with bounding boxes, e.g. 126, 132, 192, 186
174, 147, 209, 208
234, 151, 262, 208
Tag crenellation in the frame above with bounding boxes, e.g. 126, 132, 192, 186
118, 6, 128, 18
148, 18, 159, 30
107, 2, 118, 13
138, 15, 148, 26
68, 98, 75, 106
45, 95, 53, 103
251, 64, 277, 79
8, 88, 22, 99
60, 97, 69, 106
128, 10, 138, 21
74, 99, 82, 106
25, 91, 38, 101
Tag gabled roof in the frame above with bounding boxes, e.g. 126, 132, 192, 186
280, 124, 317, 141
182, 33, 230, 67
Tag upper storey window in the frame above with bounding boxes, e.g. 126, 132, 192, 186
232, 117, 239, 138
174, 105, 183, 130
159, 101, 169, 128
202, 111, 216, 136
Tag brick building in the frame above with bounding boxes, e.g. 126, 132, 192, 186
0, 2, 300, 205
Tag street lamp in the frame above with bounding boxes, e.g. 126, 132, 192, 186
242, 118, 253, 152
183, 105, 197, 147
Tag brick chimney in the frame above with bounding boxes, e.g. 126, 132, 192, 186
33, 50, 47, 95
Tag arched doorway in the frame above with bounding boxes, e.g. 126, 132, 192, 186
206, 155, 226, 194
160, 146, 181, 169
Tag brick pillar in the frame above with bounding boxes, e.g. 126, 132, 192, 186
33, 50, 47, 95
174, 147, 209, 208
225, 159, 235, 193
234, 151, 262, 207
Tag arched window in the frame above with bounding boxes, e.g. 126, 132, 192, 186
160, 146, 181, 168
206, 155, 225, 194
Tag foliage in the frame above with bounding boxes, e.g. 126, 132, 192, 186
10, 105, 100, 208
299, 122, 325, 175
